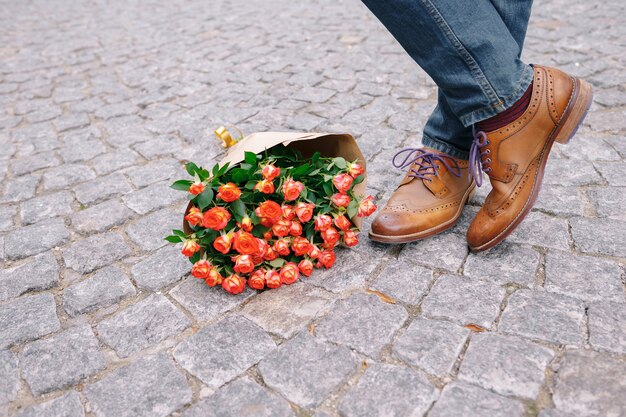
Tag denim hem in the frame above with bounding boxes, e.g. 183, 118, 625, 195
422, 134, 470, 159
458, 64, 535, 126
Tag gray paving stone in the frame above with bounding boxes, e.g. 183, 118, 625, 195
4, 218, 70, 259
0, 350, 19, 405
605, 136, 626, 158
458, 333, 554, 399
500, 290, 585, 346
14, 391, 85, 417
570, 217, 626, 257
507, 211, 570, 251
183, 377, 294, 417
587, 186, 626, 220
54, 112, 91, 133
20, 190, 74, 225
174, 316, 275, 388
559, 135, 621, 161
0, 204, 16, 232
399, 232, 468, 272
11, 151, 59, 176
1, 175, 39, 203
544, 158, 603, 186
131, 245, 189, 291
544, 252, 624, 303
258, 333, 359, 408
42, 163, 96, 190
315, 292, 408, 357
63, 232, 131, 274
84, 353, 192, 417
97, 293, 190, 357
392, 318, 470, 377
594, 161, 626, 186
59, 139, 107, 163
588, 302, 626, 355
421, 275, 505, 329
464, 242, 540, 287
125, 207, 178, 251
307, 250, 378, 293
124, 159, 183, 188
62, 266, 136, 316
339, 363, 437, 417
92, 149, 141, 175
74, 173, 133, 205
95, 102, 138, 120
0, 251, 59, 301
370, 258, 433, 304
534, 186, 585, 217
20, 324, 106, 395
71, 199, 134, 234
428, 382, 524, 417
123, 181, 184, 215
552, 350, 626, 417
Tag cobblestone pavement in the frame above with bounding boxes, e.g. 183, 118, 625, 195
1, 0, 625, 416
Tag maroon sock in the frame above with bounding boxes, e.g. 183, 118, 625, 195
476, 83, 533, 132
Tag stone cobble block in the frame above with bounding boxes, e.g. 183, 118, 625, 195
594, 161, 626, 186
123, 181, 183, 215
428, 382, 524, 417
0, 350, 19, 406
543, 158, 602, 186
59, 138, 106, 163
124, 159, 183, 188
125, 207, 178, 251
588, 302, 626, 355
1, 175, 39, 203
307, 250, 378, 293
507, 211, 570, 251
42, 163, 96, 190
0, 205, 16, 232
0, 251, 59, 301
4, 218, 70, 259
20, 190, 74, 225
92, 149, 141, 175
464, 242, 540, 287
534, 185, 585, 217
63, 232, 131, 274
131, 245, 189, 291
14, 391, 85, 417
74, 173, 133, 205
370, 258, 433, 304
587, 186, 626, 220
71, 199, 134, 234
570, 217, 626, 257
399, 232, 469, 272
10, 151, 59, 176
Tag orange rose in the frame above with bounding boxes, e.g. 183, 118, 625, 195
314, 214, 332, 231
232, 231, 260, 255
263, 230, 274, 241
265, 270, 282, 288
217, 182, 241, 202
358, 195, 377, 217
282, 179, 304, 201
239, 216, 253, 232
282, 205, 296, 220
321, 227, 340, 247
222, 274, 246, 294
289, 220, 302, 236
185, 207, 203, 227
298, 259, 314, 277
317, 250, 336, 269
189, 181, 205, 195
255, 179, 275, 194
333, 173, 354, 193
332, 193, 350, 208
191, 260, 211, 278
307, 244, 321, 259
263, 246, 279, 261
259, 217, 273, 228
232, 254, 255, 274
343, 230, 359, 247
295, 202, 314, 222
348, 162, 364, 178
256, 200, 282, 222
248, 269, 266, 290
272, 220, 291, 238
262, 164, 281, 181
333, 215, 351, 231
181, 240, 200, 257
254, 238, 268, 258
203, 207, 231, 230
280, 262, 300, 284
273, 240, 290, 256
291, 236, 311, 257
205, 268, 223, 287
213, 233, 232, 254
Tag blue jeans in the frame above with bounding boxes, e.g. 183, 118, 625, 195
361, 0, 535, 158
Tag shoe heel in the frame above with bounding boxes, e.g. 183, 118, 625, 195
554, 79, 593, 145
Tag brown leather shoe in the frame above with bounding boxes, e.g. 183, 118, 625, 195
466, 65, 593, 252
369, 148, 476, 243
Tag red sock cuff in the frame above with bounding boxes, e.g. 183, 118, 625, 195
476, 83, 533, 132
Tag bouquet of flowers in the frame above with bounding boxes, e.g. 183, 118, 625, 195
165, 131, 376, 295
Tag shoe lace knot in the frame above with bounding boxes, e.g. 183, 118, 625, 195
392, 148, 461, 180
469, 126, 492, 187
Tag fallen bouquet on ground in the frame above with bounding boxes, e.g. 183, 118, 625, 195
165, 130, 376, 294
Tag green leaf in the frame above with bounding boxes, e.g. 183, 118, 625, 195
311, 152, 321, 164
172, 229, 187, 238
190, 252, 201, 264
170, 180, 192, 191
333, 157, 347, 169
197, 168, 210, 181
306, 190, 317, 203
268, 258, 286, 268
212, 163, 220, 176
217, 162, 230, 176
186, 162, 200, 177
244, 151, 258, 165
347, 200, 358, 218
290, 163, 310, 178
353, 174, 364, 185
231, 168, 249, 184
231, 199, 247, 220
164, 235, 182, 243
244, 180, 256, 190
197, 188, 214, 210
323, 181, 333, 196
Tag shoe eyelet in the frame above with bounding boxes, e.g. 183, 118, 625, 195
486, 149, 491, 154
486, 158, 492, 163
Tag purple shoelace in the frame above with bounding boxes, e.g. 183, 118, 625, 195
469, 126, 491, 187
392, 148, 462, 180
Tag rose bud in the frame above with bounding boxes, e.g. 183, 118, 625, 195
298, 259, 314, 277
291, 236, 311, 257
255, 200, 282, 222
222, 274, 246, 294
273, 239, 291, 256
238, 216, 253, 232
307, 244, 321, 259
248, 269, 266, 290
233, 231, 260, 255
184, 207, 203, 227
333, 214, 352, 231
358, 195, 377, 217
348, 162, 364, 178
255, 179, 275, 194
262, 164, 281, 181
282, 205, 296, 220
321, 227, 340, 247
255, 238, 268, 258
205, 268, 223, 287
181, 240, 200, 257
332, 193, 351, 208
289, 220, 303, 236
333, 173, 354, 193
259, 217, 273, 228
191, 259, 211, 278
343, 230, 359, 247
317, 249, 336, 269
314, 214, 333, 231
280, 262, 300, 285
265, 269, 282, 288
263, 230, 274, 241
233, 254, 255, 274
272, 219, 291, 237
213, 233, 233, 254
203, 207, 231, 230
263, 246, 279, 261
295, 202, 314, 222
216, 182, 242, 202
282, 179, 304, 201
189, 181, 205, 195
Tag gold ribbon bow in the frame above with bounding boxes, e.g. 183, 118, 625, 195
214, 126, 243, 148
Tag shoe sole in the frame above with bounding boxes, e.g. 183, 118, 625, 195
469, 77, 593, 253
369, 183, 476, 244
